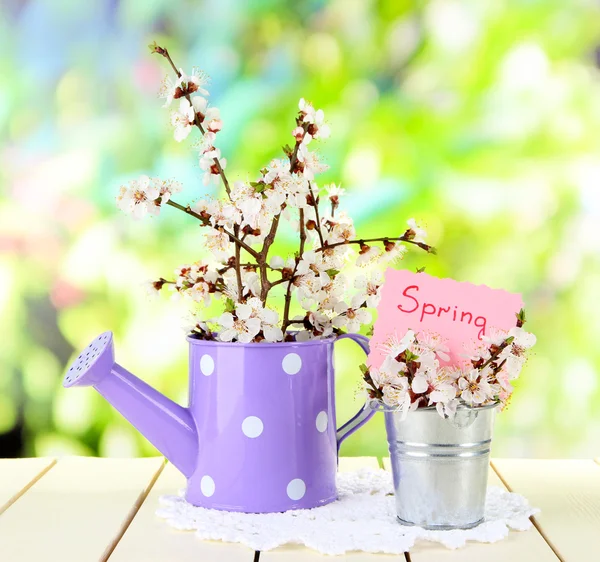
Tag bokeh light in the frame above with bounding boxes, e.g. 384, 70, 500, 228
1, 0, 599, 459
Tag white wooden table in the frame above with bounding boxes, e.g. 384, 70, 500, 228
1, 457, 599, 561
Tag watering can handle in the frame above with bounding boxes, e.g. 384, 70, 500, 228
335, 333, 376, 452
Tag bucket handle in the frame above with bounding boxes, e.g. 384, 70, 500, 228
335, 333, 376, 452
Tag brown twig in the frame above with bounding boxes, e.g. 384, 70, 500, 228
234, 226, 244, 300
252, 120, 311, 303
149, 43, 181, 77
315, 235, 435, 254
307, 181, 325, 247
258, 213, 282, 302
288, 123, 309, 173
189, 110, 231, 196
269, 277, 290, 289
282, 208, 307, 330
478, 338, 513, 372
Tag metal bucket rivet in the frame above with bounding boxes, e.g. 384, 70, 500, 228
384, 403, 498, 530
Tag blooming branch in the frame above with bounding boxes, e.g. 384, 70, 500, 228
118, 43, 438, 343
150, 42, 231, 196
362, 309, 535, 418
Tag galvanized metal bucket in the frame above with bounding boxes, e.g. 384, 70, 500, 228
384, 403, 498, 530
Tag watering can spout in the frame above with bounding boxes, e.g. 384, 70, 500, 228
62, 332, 198, 477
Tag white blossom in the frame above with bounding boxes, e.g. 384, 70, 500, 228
296, 251, 330, 283
297, 143, 329, 180
298, 98, 315, 119
508, 326, 537, 349
379, 242, 408, 264
325, 183, 344, 198
323, 212, 355, 245
406, 218, 427, 244
142, 279, 165, 298
332, 301, 372, 333
352, 271, 384, 308
381, 378, 411, 418
193, 130, 217, 154
182, 312, 212, 337
199, 148, 226, 186
379, 330, 416, 358
191, 96, 222, 132
304, 107, 330, 140
116, 175, 160, 219
178, 68, 210, 97
158, 75, 178, 107
457, 369, 496, 405
218, 303, 262, 343
292, 126, 304, 142
269, 255, 285, 269
416, 332, 451, 362
306, 310, 334, 336
170, 98, 195, 142
355, 245, 382, 266
482, 327, 509, 347
204, 229, 231, 260
242, 270, 261, 297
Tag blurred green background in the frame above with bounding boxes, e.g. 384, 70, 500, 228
1, 0, 599, 460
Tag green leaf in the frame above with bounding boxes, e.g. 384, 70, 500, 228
325, 268, 340, 277
249, 181, 267, 193
359, 363, 369, 374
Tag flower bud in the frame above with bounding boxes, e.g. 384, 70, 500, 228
292, 126, 304, 142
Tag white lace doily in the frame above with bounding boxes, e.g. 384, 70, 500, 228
156, 468, 538, 555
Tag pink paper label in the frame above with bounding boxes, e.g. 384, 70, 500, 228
369, 269, 523, 368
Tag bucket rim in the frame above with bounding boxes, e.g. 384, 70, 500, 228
369, 400, 500, 414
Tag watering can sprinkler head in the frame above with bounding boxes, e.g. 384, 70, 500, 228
62, 331, 198, 477
63, 331, 115, 389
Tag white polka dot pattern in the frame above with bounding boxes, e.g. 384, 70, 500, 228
316, 411, 328, 433
286, 478, 306, 500
200, 354, 214, 376
242, 416, 264, 438
201, 475, 215, 497
282, 353, 302, 375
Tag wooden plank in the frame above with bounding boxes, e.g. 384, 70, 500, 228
404, 461, 558, 561
0, 458, 56, 515
261, 544, 403, 561
0, 457, 165, 562
113, 457, 385, 562
493, 459, 600, 562
261, 457, 401, 561
108, 462, 257, 562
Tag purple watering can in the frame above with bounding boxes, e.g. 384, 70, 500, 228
63, 331, 375, 513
